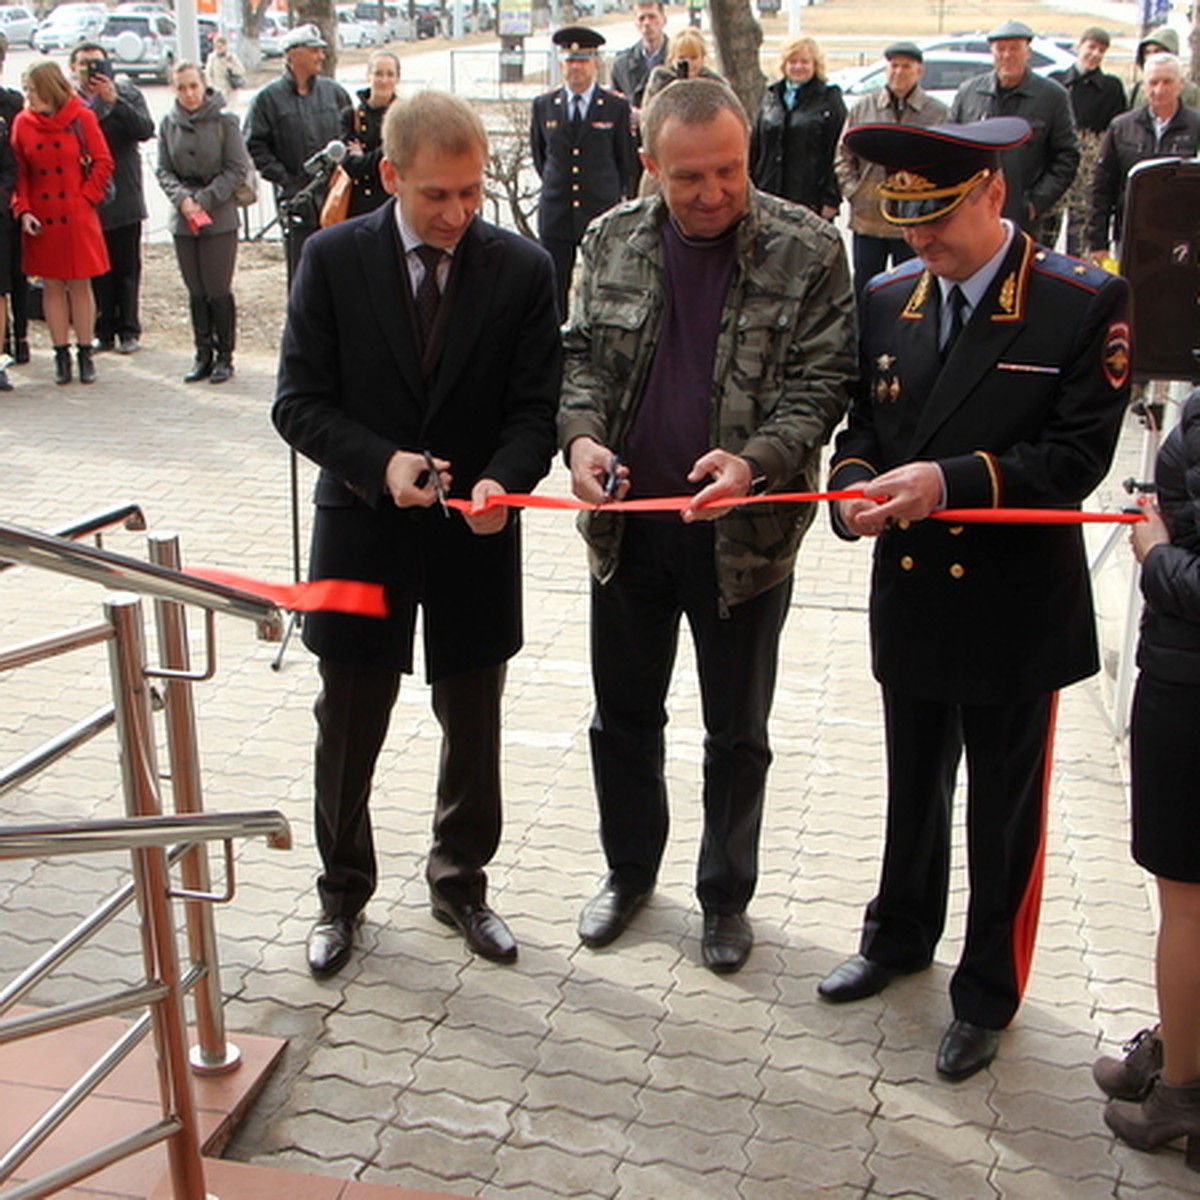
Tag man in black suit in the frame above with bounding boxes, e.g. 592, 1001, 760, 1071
531, 25, 636, 318
819, 118, 1130, 1080
273, 90, 561, 977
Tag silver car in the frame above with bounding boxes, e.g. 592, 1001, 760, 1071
99, 11, 178, 83
0, 5, 38, 47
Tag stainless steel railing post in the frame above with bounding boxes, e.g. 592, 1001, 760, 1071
147, 533, 241, 1077
105, 593, 208, 1200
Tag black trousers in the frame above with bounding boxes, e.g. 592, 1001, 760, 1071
860, 687, 1058, 1029
312, 657, 505, 919
541, 235, 578, 323
589, 520, 792, 914
94, 221, 143, 342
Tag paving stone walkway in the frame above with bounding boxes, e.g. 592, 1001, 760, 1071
1, 344, 1194, 1198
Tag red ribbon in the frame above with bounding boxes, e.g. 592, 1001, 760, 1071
184, 493, 1144, 620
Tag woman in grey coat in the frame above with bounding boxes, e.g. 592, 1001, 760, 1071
156, 62, 252, 383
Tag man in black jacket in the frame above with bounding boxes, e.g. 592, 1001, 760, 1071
71, 43, 154, 355
609, 0, 668, 113
949, 19, 1078, 233
245, 23, 352, 279
1047, 27, 1126, 254
273, 90, 560, 979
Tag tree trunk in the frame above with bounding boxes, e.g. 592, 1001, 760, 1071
709, 0, 766, 122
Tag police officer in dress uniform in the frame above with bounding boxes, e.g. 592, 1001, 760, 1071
818, 118, 1131, 1081
531, 26, 637, 319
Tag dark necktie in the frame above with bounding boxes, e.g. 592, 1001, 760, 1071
571, 94, 584, 124
942, 285, 967, 359
413, 244, 445, 347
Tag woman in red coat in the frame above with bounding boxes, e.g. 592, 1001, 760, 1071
11, 59, 112, 385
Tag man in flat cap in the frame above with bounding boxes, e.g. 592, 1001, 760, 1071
531, 25, 637, 318
245, 22, 352, 276
820, 117, 1130, 1081
949, 20, 1079, 234
1046, 27, 1126, 255
836, 41, 948, 307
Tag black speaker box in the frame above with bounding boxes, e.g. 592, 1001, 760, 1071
1122, 157, 1200, 382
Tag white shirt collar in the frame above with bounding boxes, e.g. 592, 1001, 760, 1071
564, 82, 597, 112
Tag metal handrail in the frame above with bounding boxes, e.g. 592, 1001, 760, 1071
0, 503, 145, 575
0, 520, 284, 641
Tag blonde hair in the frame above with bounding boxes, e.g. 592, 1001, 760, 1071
778, 35, 826, 82
671, 28, 707, 64
23, 58, 72, 111
383, 90, 487, 173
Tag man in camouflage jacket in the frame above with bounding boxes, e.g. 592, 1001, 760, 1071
558, 79, 856, 974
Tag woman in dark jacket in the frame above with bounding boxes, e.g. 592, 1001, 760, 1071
751, 35, 845, 219
340, 50, 399, 218
156, 61, 252, 383
1093, 393, 1200, 1169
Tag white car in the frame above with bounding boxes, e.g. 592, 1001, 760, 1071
100, 10, 178, 83
258, 11, 290, 57
0, 5, 38, 47
336, 6, 374, 48
33, 2, 106, 53
832, 35, 1077, 109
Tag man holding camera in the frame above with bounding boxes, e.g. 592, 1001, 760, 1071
71, 43, 154, 355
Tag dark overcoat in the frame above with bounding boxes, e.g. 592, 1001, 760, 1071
272, 201, 561, 681
530, 86, 636, 244
829, 232, 1131, 704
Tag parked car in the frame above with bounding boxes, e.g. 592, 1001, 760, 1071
412, 1, 440, 38
352, 0, 403, 41
831, 35, 1076, 109
0, 4, 38, 47
258, 10, 290, 57
33, 2, 106, 54
99, 10, 177, 82
197, 12, 218, 58
336, 5, 373, 48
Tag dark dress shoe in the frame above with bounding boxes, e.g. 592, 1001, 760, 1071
702, 912, 753, 974
431, 896, 517, 963
307, 915, 357, 977
936, 1018, 1001, 1081
818, 954, 895, 1003
117, 336, 140, 354
578, 879, 651, 948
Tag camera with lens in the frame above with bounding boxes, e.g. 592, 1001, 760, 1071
81, 59, 113, 82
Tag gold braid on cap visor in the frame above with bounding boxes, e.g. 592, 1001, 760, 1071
877, 166, 992, 226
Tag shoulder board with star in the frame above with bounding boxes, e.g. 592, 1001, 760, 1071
1030, 246, 1110, 293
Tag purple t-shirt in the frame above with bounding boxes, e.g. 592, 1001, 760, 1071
624, 215, 738, 504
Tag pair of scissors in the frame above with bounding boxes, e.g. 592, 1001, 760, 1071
422, 450, 450, 518
602, 454, 623, 502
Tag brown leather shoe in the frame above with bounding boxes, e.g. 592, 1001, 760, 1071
431, 896, 517, 963
1105, 1078, 1200, 1169
306, 914, 358, 977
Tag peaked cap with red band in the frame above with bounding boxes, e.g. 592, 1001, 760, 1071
844, 117, 1032, 226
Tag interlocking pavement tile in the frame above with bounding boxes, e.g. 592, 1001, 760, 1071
872, 1113, 996, 1166
521, 1072, 641, 1123
990, 1164, 1115, 1198
990, 1089, 1106, 1140
258, 1110, 380, 1162
875, 1079, 996, 1129
441, 992, 550, 1041
307, 1043, 419, 1090
646, 1051, 762, 1100
509, 1105, 629, 1159
285, 1078, 399, 1125
867, 1149, 995, 1198
559, 977, 666, 1022
375, 1124, 498, 1184
653, 1021, 767, 1066
989, 1056, 1099, 1101
636, 1085, 756, 1136
1004, 1026, 1103, 1069
614, 1159, 745, 1200
491, 1142, 621, 1196
547, 1006, 659, 1055
992, 1128, 1119, 1182
535, 1038, 650, 1088
751, 1099, 875, 1154
325, 1009, 434, 1056
1106, 1138, 1200, 1193
739, 1180, 866, 1200
744, 1134, 873, 1192
408, 1055, 524, 1104
422, 1026, 540, 1073
756, 1064, 877, 1114
394, 1090, 511, 1141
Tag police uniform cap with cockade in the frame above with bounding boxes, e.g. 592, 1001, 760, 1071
843, 117, 1032, 226
987, 18, 1035, 41
883, 41, 924, 63
553, 25, 605, 59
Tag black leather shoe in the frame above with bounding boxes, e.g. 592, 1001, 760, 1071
817, 954, 895, 1003
306, 914, 357, 978
431, 896, 517, 963
578, 880, 651, 948
936, 1018, 1001, 1081
702, 912, 753, 974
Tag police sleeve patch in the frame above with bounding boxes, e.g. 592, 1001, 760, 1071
1103, 321, 1131, 390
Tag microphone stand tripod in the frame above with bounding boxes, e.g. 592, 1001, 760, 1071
272, 160, 337, 671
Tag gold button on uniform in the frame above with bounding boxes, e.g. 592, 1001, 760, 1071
949, 563, 965, 579
897, 519, 910, 530
900, 555, 914, 571
948, 525, 964, 536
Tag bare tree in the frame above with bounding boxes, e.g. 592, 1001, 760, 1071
483, 100, 539, 238
708, 0, 767, 120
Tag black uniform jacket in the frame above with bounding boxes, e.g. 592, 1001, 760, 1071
531, 86, 636, 243
272, 201, 562, 681
829, 233, 1131, 704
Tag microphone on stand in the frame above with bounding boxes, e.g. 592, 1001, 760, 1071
303, 139, 347, 176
